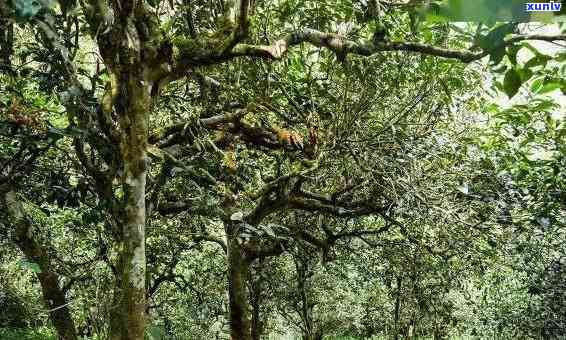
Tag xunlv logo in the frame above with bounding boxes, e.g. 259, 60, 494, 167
525, 1, 562, 11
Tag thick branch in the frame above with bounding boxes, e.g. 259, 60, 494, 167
288, 196, 385, 217
244, 239, 287, 261
245, 192, 289, 226
149, 110, 247, 147
156, 200, 223, 218
150, 109, 302, 151
226, 29, 566, 63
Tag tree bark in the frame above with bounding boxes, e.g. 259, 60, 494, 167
0, 17, 13, 73
249, 264, 264, 340
108, 73, 151, 340
226, 225, 252, 340
295, 256, 320, 340
393, 275, 402, 340
2, 190, 78, 340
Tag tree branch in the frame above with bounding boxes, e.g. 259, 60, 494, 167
224, 0, 251, 52
224, 29, 566, 64
193, 235, 227, 253
156, 200, 224, 218
288, 196, 386, 217
149, 108, 305, 152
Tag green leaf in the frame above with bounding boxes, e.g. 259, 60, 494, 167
489, 46, 506, 65
503, 69, 522, 98
538, 80, 562, 94
524, 54, 551, 69
485, 103, 500, 113
479, 23, 516, 51
516, 68, 533, 82
423, 29, 433, 42
19, 260, 42, 273
531, 78, 544, 93
506, 45, 521, 65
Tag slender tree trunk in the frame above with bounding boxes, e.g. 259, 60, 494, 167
393, 275, 402, 340
250, 298, 262, 340
0, 18, 13, 73
108, 73, 151, 340
2, 191, 78, 340
295, 256, 319, 340
249, 264, 264, 340
226, 228, 252, 340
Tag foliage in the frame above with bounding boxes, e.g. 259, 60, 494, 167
0, 327, 57, 340
0, 0, 565, 339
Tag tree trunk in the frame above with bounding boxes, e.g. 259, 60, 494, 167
0, 18, 13, 73
108, 73, 151, 340
2, 191, 78, 340
249, 264, 264, 340
250, 298, 262, 340
227, 228, 252, 340
301, 330, 323, 340
393, 275, 402, 340
295, 256, 319, 340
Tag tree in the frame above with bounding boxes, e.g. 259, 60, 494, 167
1, 0, 565, 339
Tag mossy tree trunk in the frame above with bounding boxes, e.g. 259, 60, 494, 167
107, 71, 151, 340
1, 191, 78, 340
226, 223, 253, 340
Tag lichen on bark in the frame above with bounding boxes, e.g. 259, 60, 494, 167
130, 244, 145, 289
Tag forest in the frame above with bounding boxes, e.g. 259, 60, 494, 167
0, 0, 565, 339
